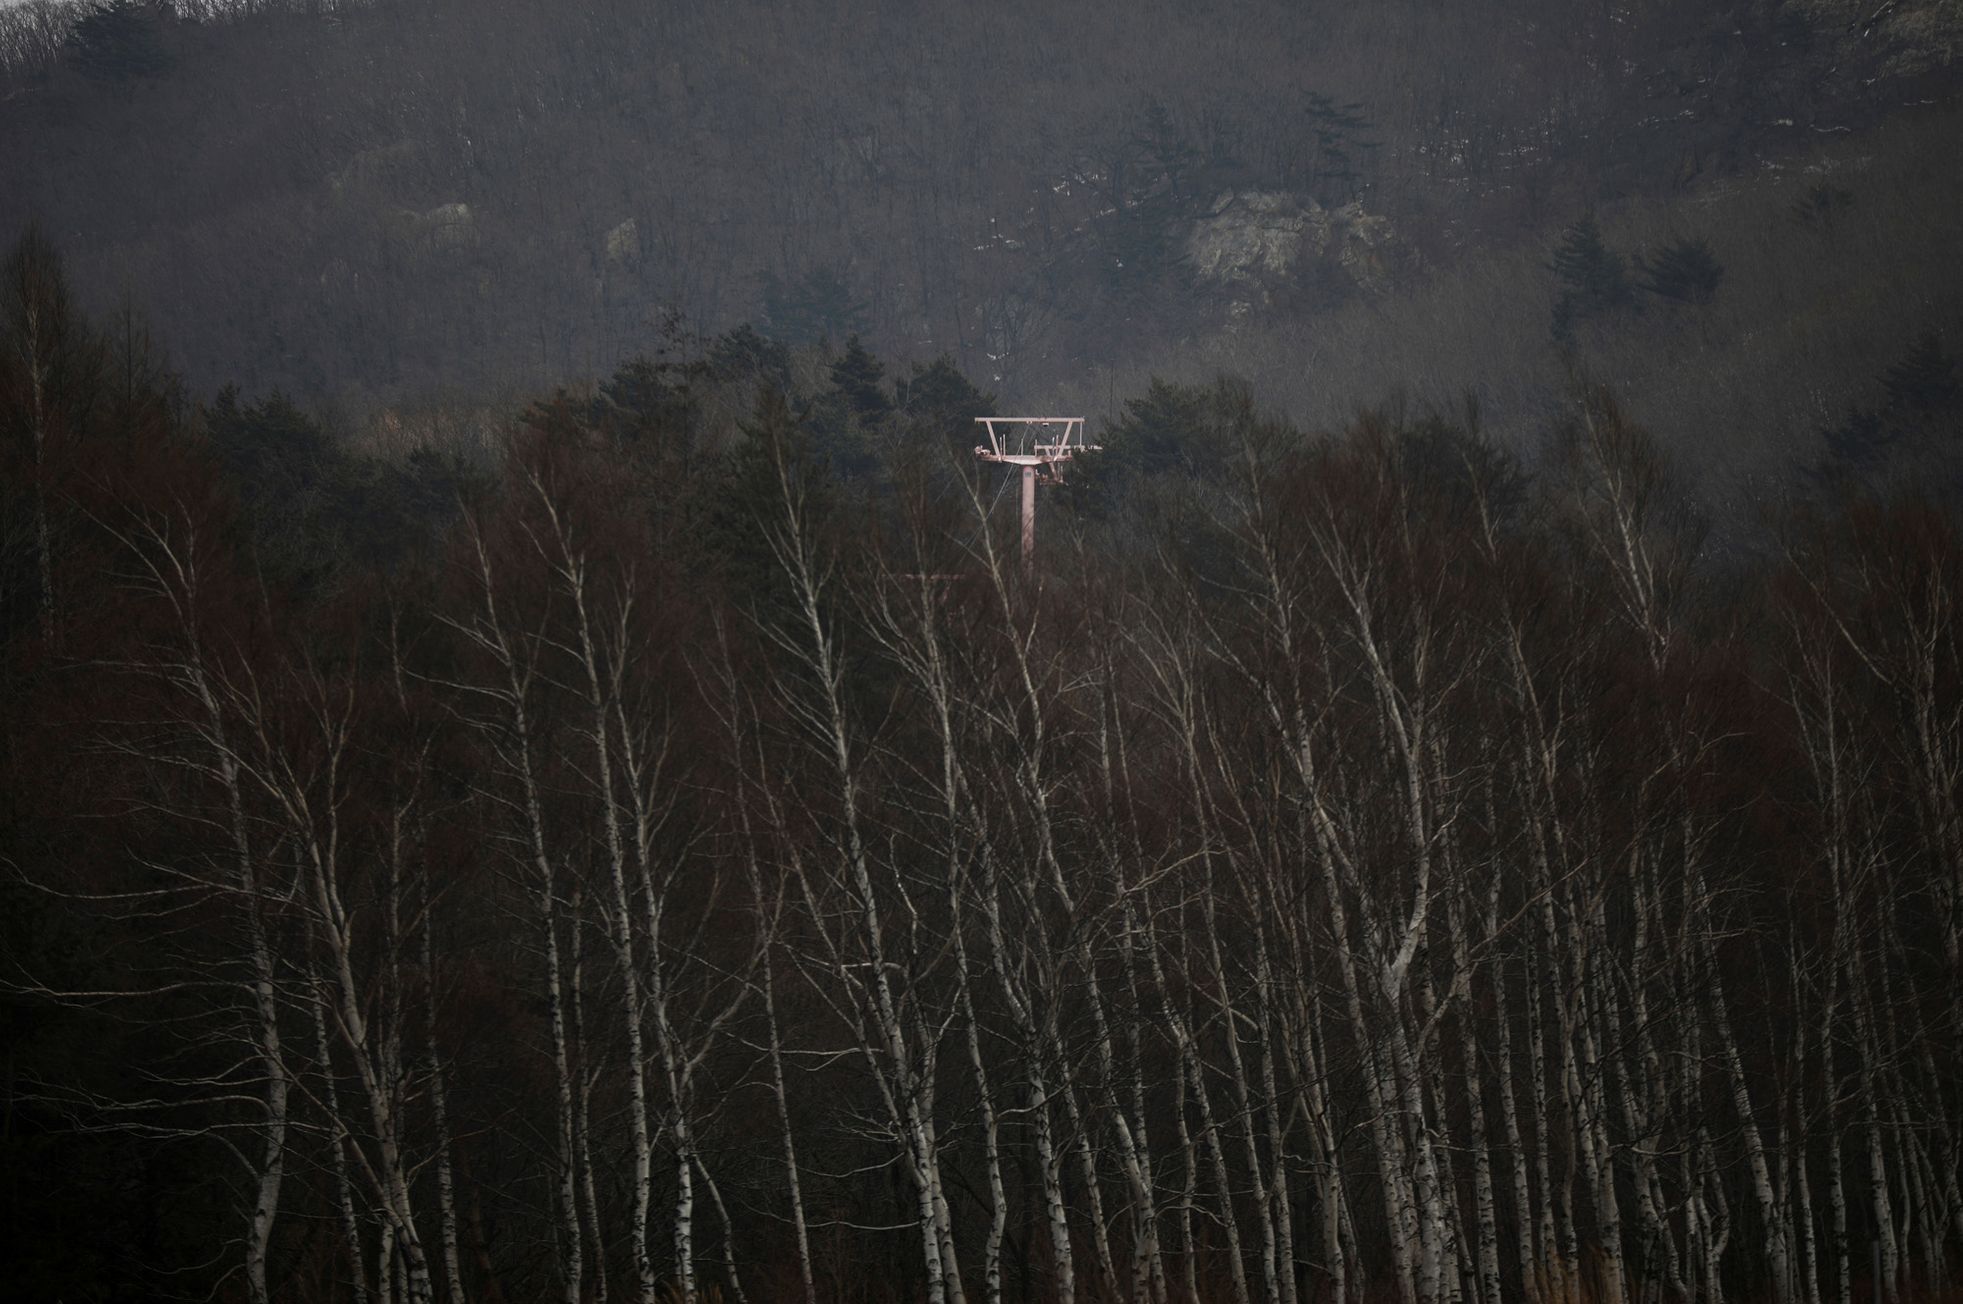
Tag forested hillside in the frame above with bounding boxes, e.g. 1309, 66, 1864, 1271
6, 1, 1963, 1301
6, 215, 1963, 1302
2, 0, 1961, 497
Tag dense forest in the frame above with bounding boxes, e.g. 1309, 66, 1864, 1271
2, 0, 1962, 499
6, 213, 1963, 1301
5, 0, 1963, 1302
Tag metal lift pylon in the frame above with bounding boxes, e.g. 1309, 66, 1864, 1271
973, 417, 1096, 574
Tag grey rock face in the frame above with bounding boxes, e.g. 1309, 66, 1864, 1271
1186, 191, 1333, 286
1187, 191, 1399, 319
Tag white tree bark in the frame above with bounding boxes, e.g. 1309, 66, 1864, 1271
762, 431, 959, 1304
450, 521, 586, 1304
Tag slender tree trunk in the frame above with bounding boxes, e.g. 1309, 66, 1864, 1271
1708, 939, 1791, 1304
1032, 1070, 1077, 1304
315, 978, 373, 1304
175, 608, 289, 1304
1173, 1034, 1201, 1303
550, 536, 659, 1304
693, 1152, 749, 1304
1449, 885, 1503, 1304
1525, 938, 1572, 1302
1492, 941, 1538, 1304
462, 527, 586, 1304
1827, 1094, 1850, 1304
720, 670, 814, 1304
767, 439, 956, 1304
420, 880, 467, 1304
570, 885, 608, 1304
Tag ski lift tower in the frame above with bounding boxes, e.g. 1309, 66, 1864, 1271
974, 417, 1095, 574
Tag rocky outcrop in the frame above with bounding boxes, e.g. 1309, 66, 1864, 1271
605, 218, 639, 265
1187, 191, 1333, 286
1186, 190, 1402, 315
389, 202, 477, 254
1333, 200, 1396, 295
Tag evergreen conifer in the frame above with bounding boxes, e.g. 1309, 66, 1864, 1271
1641, 237, 1725, 304
896, 356, 993, 446
1551, 215, 1633, 311
828, 336, 892, 426
1884, 330, 1958, 414
1822, 407, 1898, 471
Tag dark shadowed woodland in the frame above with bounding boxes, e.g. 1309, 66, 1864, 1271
4, 1, 1963, 1302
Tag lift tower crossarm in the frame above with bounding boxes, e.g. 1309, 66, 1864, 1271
973, 417, 1096, 573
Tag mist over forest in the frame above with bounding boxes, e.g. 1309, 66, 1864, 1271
4, 2, 1963, 1302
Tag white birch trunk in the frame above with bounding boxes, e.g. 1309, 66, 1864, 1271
1173, 1039, 1201, 1303
569, 883, 608, 1304
457, 527, 585, 1304
171, 583, 289, 1304
560, 543, 659, 1304
1827, 1104, 1850, 1304
1489, 932, 1538, 1304
1032, 1073, 1077, 1304
1707, 945, 1792, 1304
766, 441, 956, 1304
314, 977, 373, 1304
1448, 886, 1502, 1304
1096, 673, 1172, 1304
720, 684, 814, 1304
418, 877, 467, 1304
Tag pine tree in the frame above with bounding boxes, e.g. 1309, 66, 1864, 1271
1551, 215, 1633, 314
591, 355, 700, 455
1821, 407, 1898, 472
1641, 237, 1725, 304
1102, 376, 1253, 482
1135, 98, 1200, 202
1883, 330, 1958, 414
1305, 92, 1373, 205
897, 356, 993, 439
828, 336, 892, 426
706, 325, 791, 389
707, 384, 836, 607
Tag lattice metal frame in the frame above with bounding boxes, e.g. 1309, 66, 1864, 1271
973, 416, 1096, 571
973, 417, 1093, 477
